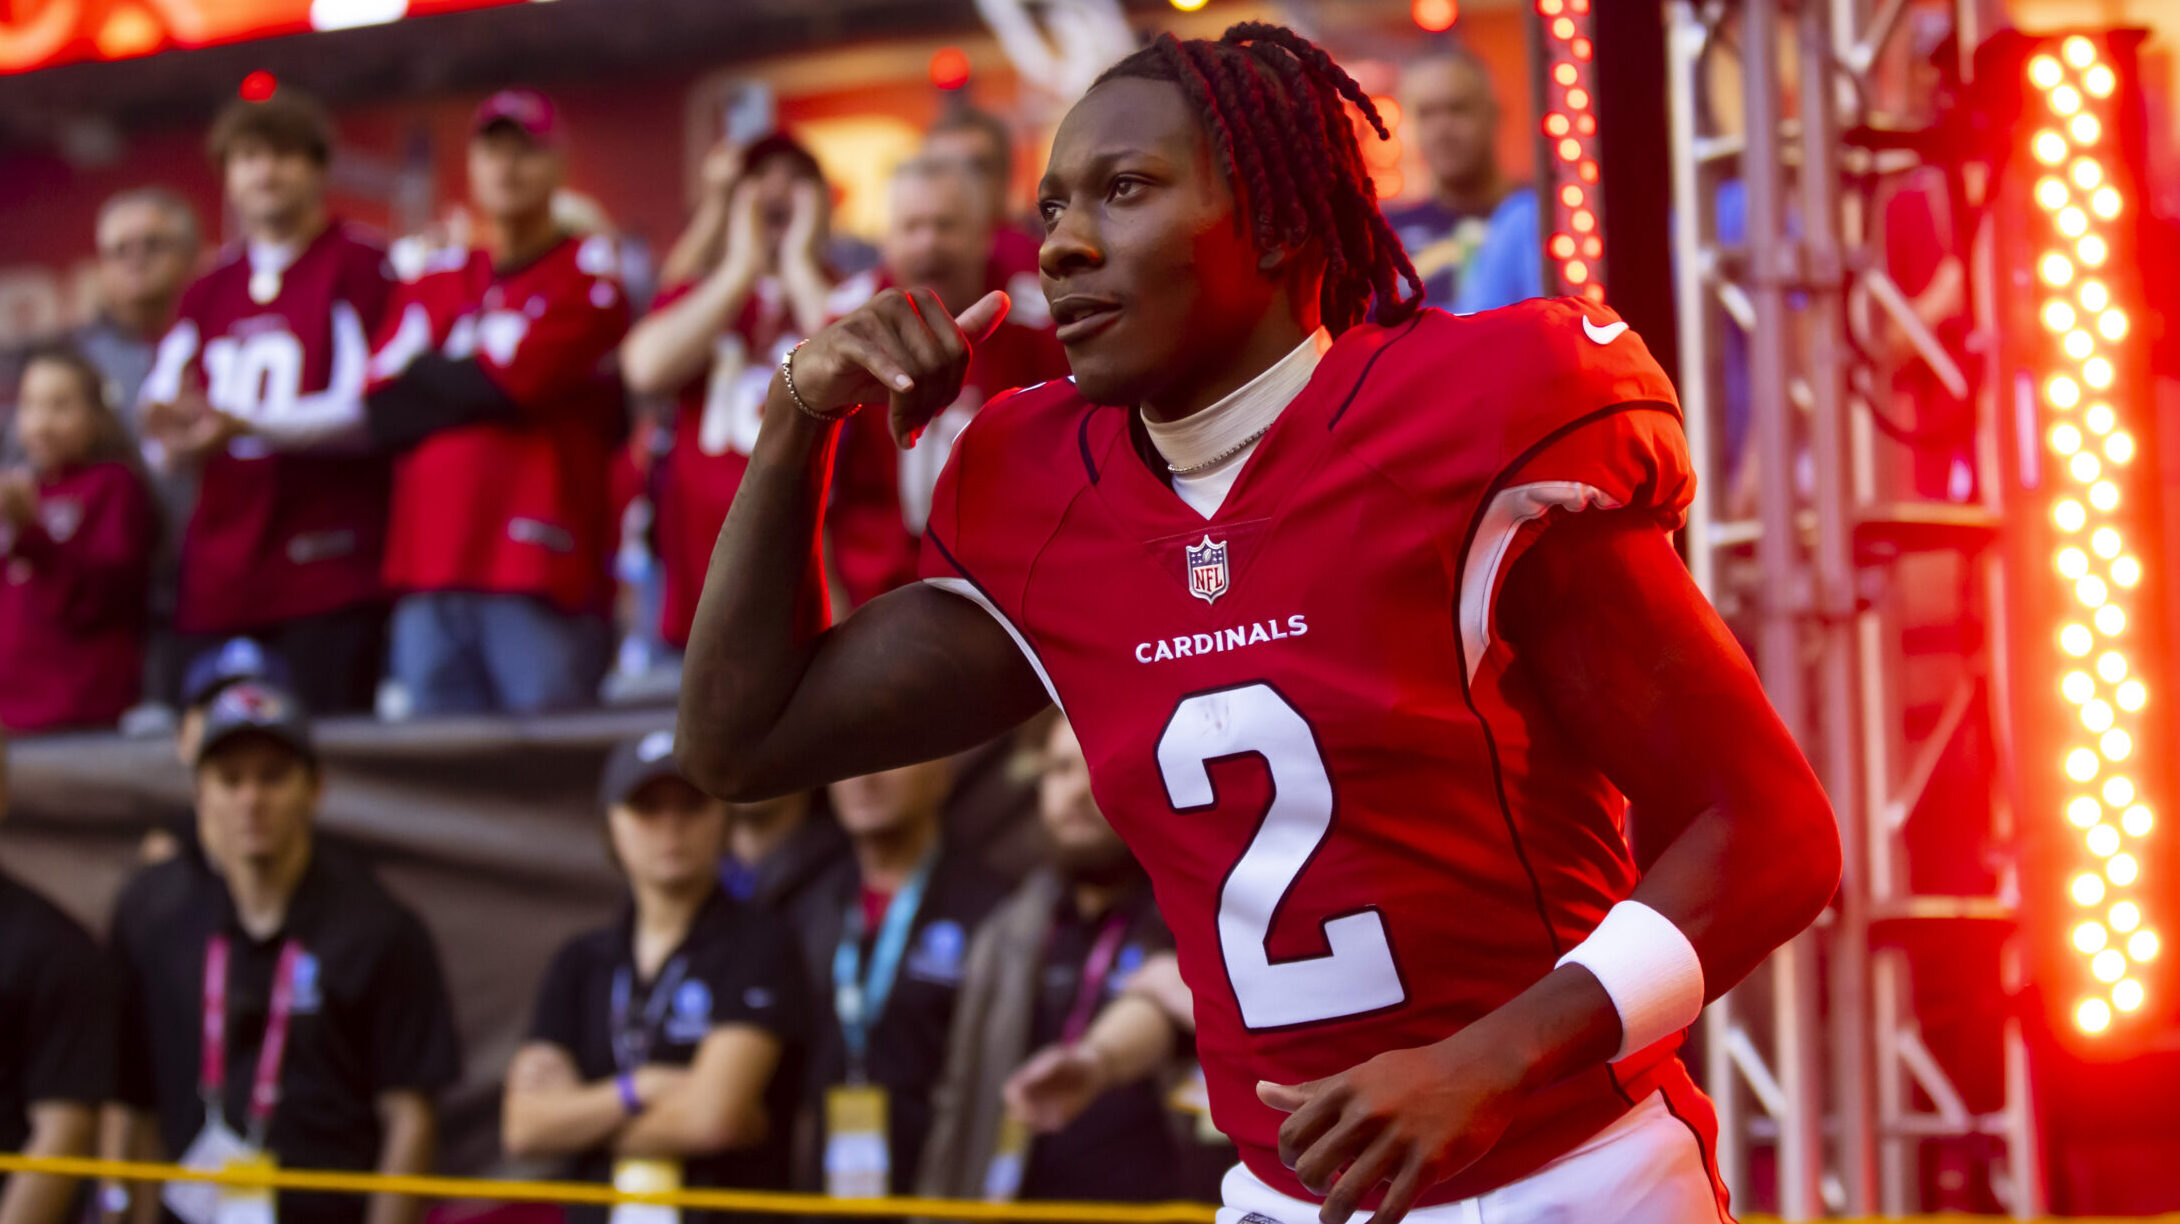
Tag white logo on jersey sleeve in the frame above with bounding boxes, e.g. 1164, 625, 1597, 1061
1583, 317, 1630, 345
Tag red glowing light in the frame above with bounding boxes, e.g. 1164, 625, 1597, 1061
239, 70, 277, 101
1568, 87, 1591, 109
929, 46, 971, 91
1550, 234, 1576, 258
1545, 114, 1570, 137
1561, 184, 1584, 207
1573, 37, 1593, 61
1578, 159, 1600, 182
1565, 259, 1589, 284
1572, 209, 1596, 232
1552, 16, 1575, 38
1576, 113, 1596, 135
1582, 236, 1602, 258
1412, 0, 1458, 32
1558, 138, 1581, 162
1554, 63, 1578, 86
1539, 0, 1562, 12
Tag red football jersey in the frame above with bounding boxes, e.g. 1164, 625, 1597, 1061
825, 269, 1070, 607
653, 278, 805, 648
141, 222, 394, 634
372, 235, 631, 613
919, 300, 1720, 1208
0, 460, 157, 732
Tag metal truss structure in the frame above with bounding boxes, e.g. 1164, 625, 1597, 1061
1666, 0, 2044, 1217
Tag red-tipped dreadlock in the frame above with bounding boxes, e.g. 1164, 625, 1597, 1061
1094, 22, 1425, 334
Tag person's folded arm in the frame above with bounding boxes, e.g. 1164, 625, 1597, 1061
501, 1043, 631, 1160
613, 1027, 781, 1157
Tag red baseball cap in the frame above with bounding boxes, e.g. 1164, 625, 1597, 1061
471, 87, 562, 146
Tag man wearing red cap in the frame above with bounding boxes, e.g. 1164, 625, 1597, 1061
363, 88, 631, 715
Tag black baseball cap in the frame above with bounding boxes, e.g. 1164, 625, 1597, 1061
182, 637, 294, 711
195, 682, 315, 768
599, 729, 692, 808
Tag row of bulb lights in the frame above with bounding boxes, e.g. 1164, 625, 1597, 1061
2026, 36, 2159, 1035
1538, 0, 1604, 301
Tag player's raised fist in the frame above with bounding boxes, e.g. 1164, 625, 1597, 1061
781, 286, 1009, 448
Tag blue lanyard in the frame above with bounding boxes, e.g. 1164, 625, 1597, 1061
609, 955, 689, 1074
832, 850, 936, 1082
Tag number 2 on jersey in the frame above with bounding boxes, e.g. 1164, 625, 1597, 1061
1157, 683, 1406, 1029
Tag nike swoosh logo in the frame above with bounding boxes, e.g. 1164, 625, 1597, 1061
1583, 317, 1630, 345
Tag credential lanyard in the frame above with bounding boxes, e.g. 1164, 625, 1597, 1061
201, 935, 304, 1146
832, 851, 937, 1084
1060, 914, 1132, 1045
609, 955, 690, 1074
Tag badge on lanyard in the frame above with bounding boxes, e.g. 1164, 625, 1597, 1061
823, 1083, 891, 1199
609, 1157, 683, 1224
825, 849, 936, 1198
607, 957, 689, 1224
981, 1115, 1031, 1202
168, 938, 302, 1224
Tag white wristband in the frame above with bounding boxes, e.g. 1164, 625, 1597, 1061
1556, 899, 1706, 1061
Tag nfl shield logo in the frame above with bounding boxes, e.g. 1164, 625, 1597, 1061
1186, 535, 1230, 604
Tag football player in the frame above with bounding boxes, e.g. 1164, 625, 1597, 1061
676, 24, 1838, 1224
138, 86, 395, 714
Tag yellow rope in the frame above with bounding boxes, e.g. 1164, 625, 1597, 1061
6, 1154, 2176, 1223
0, 1154, 1215, 1223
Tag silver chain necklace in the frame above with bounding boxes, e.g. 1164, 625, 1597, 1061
1167, 423, 1272, 477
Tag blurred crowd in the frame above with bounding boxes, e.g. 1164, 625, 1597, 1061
0, 46, 1536, 736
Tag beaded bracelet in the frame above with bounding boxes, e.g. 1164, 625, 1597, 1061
779, 339, 860, 423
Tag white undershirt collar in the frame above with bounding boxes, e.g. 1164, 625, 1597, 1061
1141, 328, 1330, 519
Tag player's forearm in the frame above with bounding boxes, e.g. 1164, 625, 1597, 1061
620, 260, 758, 396
674, 378, 842, 800
1632, 780, 1841, 1002
0, 1104, 93, 1224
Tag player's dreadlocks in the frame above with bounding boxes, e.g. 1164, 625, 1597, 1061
1094, 22, 1425, 335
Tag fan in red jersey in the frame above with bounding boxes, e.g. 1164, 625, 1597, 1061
826, 158, 1068, 607
920, 106, 1049, 327
675, 25, 1839, 1224
620, 131, 836, 651
138, 87, 394, 715
364, 89, 631, 715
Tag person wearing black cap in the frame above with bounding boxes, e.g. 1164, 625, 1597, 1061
130, 636, 298, 869
503, 729, 808, 1224
619, 130, 842, 654
367, 86, 631, 716
176, 637, 295, 767
104, 683, 459, 1224
0, 729, 116, 1224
